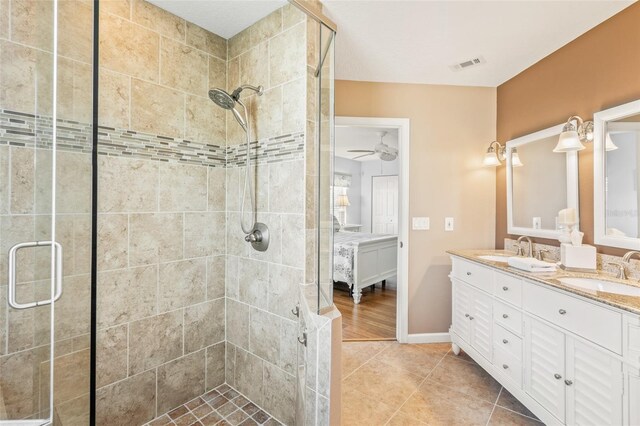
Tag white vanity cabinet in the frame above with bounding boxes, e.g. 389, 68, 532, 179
449, 255, 640, 426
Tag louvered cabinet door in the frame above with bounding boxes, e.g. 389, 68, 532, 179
524, 317, 566, 423
452, 279, 471, 343
628, 371, 640, 426
566, 338, 623, 426
470, 287, 493, 361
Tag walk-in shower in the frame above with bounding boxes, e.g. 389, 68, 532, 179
208, 84, 270, 252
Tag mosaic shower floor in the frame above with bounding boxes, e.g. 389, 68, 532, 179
145, 384, 281, 426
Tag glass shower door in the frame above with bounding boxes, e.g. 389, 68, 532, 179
0, 0, 94, 423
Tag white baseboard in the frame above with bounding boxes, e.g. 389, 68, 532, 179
405, 332, 451, 344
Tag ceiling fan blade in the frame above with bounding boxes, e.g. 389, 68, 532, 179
352, 153, 374, 160
347, 150, 375, 153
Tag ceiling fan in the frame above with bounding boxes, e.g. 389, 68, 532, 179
348, 131, 398, 161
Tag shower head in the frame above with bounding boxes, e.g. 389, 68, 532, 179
208, 85, 264, 132
208, 88, 236, 110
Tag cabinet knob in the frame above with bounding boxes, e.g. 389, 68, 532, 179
469, 316, 474, 321
502, 314, 509, 319
465, 313, 470, 318
564, 379, 573, 386
502, 286, 509, 291
554, 373, 562, 380
466, 272, 472, 276
559, 309, 567, 315
502, 339, 508, 344
502, 364, 509, 370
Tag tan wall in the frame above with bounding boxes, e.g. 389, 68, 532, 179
336, 80, 497, 334
496, 2, 640, 255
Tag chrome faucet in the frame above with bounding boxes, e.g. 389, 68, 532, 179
516, 236, 533, 258
622, 250, 640, 263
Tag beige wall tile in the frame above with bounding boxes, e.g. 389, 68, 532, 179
0, 40, 53, 115
57, 151, 91, 214
283, 78, 306, 134
228, 28, 250, 59
72, 61, 94, 123
96, 370, 157, 426
279, 318, 297, 375
59, 0, 93, 64
268, 264, 303, 318
10, 147, 34, 214
52, 274, 91, 340
184, 299, 225, 353
226, 299, 249, 350
98, 156, 158, 213
131, 79, 184, 138
281, 214, 305, 269
269, 23, 306, 87
98, 69, 130, 129
132, 0, 185, 41
238, 259, 269, 310
225, 255, 239, 300
96, 324, 128, 388
209, 55, 227, 91
157, 350, 206, 414
207, 255, 225, 300
184, 212, 225, 258
269, 159, 304, 213
97, 214, 128, 271
97, 265, 157, 328
208, 168, 226, 212
160, 37, 208, 95
262, 363, 295, 425
186, 22, 227, 60
100, 13, 159, 83
254, 86, 282, 140
57, 56, 76, 121
158, 258, 206, 312
158, 162, 207, 211
234, 347, 263, 406
41, 349, 90, 405
249, 307, 280, 365
10, 0, 53, 51
185, 94, 225, 145
249, 8, 282, 46
240, 43, 269, 91
73, 215, 93, 274
205, 342, 225, 390
101, 0, 131, 19
283, 3, 306, 29
226, 56, 239, 93
0, 346, 49, 419
129, 213, 183, 266
0, 147, 7, 214
0, 216, 34, 285
0, 0, 9, 40
225, 342, 236, 388
129, 310, 183, 374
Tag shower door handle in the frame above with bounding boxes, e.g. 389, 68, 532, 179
8, 241, 63, 309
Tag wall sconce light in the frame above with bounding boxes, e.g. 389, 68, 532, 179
483, 141, 505, 167
605, 133, 619, 151
511, 147, 524, 167
553, 116, 594, 153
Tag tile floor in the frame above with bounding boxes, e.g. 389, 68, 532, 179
342, 341, 543, 425
144, 384, 281, 426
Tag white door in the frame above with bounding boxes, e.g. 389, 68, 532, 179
452, 280, 472, 343
566, 338, 623, 426
470, 287, 493, 361
372, 175, 398, 234
524, 317, 566, 423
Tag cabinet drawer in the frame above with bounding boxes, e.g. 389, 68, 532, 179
493, 346, 522, 387
625, 314, 640, 367
494, 272, 523, 307
494, 324, 522, 361
494, 299, 522, 336
523, 283, 622, 354
452, 258, 494, 292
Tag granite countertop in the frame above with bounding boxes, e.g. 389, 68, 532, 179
447, 249, 640, 316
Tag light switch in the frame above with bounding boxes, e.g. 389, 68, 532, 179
533, 217, 542, 229
412, 217, 430, 230
445, 217, 454, 231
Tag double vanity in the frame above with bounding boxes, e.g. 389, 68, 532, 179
448, 250, 640, 426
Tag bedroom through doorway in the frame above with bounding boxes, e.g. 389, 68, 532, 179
332, 117, 409, 342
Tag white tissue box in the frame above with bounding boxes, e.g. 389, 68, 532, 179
560, 243, 596, 271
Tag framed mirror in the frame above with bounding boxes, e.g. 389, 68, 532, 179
506, 123, 580, 239
594, 99, 640, 250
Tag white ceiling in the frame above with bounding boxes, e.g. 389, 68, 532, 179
147, 0, 287, 39
323, 1, 634, 87
335, 126, 399, 161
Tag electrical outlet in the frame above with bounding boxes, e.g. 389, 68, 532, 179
412, 217, 430, 230
445, 217, 454, 231
533, 217, 542, 229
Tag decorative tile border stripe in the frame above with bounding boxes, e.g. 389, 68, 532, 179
0, 109, 305, 167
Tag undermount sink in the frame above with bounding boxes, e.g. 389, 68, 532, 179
558, 277, 640, 297
478, 255, 510, 263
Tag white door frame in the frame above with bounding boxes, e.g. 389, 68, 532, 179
335, 116, 410, 343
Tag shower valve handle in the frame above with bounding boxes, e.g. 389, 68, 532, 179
245, 230, 263, 243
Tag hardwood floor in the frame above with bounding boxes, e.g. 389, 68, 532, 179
334, 279, 397, 341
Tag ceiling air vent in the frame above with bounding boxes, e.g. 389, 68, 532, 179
450, 56, 486, 72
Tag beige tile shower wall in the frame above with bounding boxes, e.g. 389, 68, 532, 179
96, 1, 228, 424
0, 0, 93, 422
224, 5, 307, 426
